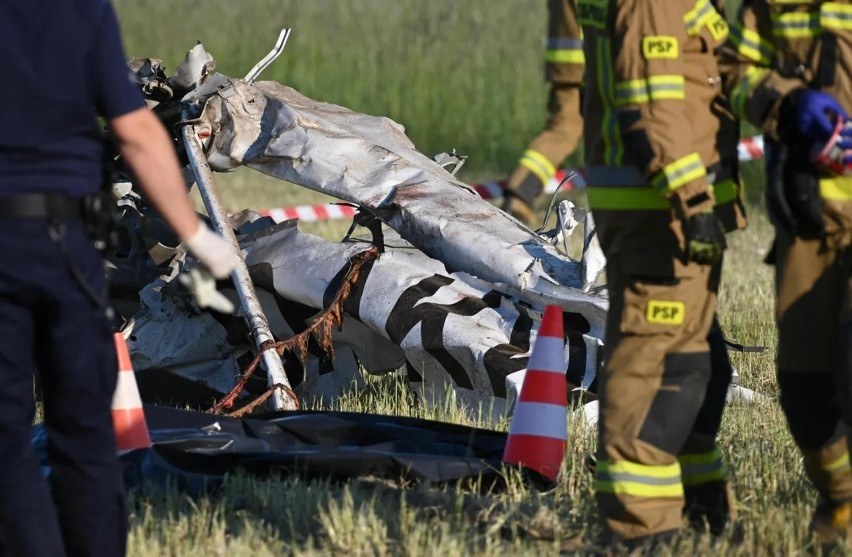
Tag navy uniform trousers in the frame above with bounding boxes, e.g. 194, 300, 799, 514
0, 218, 125, 556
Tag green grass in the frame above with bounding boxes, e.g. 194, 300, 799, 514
107, 2, 824, 555
115, 0, 561, 181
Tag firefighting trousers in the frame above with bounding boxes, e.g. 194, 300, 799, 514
505, 85, 582, 207
593, 213, 735, 541
774, 223, 852, 505
0, 218, 125, 557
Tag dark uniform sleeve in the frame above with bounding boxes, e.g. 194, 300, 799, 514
93, 1, 145, 119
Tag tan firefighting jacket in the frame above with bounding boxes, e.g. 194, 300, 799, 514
515, 0, 585, 189
579, 0, 745, 231
720, 0, 852, 230
546, 0, 585, 86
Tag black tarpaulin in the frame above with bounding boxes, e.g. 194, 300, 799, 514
32, 405, 508, 489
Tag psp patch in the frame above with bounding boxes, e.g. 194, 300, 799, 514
707, 13, 729, 41
642, 36, 679, 59
646, 300, 686, 325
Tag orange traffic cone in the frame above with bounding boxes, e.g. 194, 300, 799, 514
111, 333, 151, 452
502, 304, 567, 481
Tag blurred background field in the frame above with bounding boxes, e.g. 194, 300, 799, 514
111, 2, 807, 555
115, 0, 578, 238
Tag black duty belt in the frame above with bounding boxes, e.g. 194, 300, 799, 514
0, 193, 83, 219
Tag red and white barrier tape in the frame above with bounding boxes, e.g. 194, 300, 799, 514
737, 135, 765, 162
257, 203, 358, 223
257, 135, 766, 222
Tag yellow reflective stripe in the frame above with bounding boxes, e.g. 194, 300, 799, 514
684, 0, 717, 35
647, 75, 687, 100
651, 153, 706, 192
587, 188, 669, 209
678, 448, 726, 486
707, 13, 730, 41
596, 459, 684, 498
586, 180, 736, 210
771, 11, 820, 39
730, 67, 770, 118
713, 179, 738, 204
822, 3, 852, 31
614, 80, 650, 105
825, 452, 851, 473
597, 38, 623, 165
729, 23, 775, 64
600, 459, 681, 479
545, 49, 586, 64
519, 149, 556, 184
614, 76, 685, 106
820, 176, 852, 201
596, 480, 684, 498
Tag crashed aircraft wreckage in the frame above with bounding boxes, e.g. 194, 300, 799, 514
109, 39, 758, 421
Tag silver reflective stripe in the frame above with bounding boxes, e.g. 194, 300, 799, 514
547, 37, 584, 50
597, 470, 681, 486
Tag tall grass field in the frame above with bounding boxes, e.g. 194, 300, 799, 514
113, 1, 815, 555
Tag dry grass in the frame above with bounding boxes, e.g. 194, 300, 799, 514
128, 162, 816, 556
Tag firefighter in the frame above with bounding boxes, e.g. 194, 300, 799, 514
0, 1, 239, 554
579, 0, 746, 546
502, 0, 584, 226
721, 0, 852, 547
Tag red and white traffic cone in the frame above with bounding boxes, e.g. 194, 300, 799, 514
111, 333, 151, 453
502, 305, 567, 481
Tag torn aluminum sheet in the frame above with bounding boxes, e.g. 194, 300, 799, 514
184, 74, 608, 327
126, 215, 604, 417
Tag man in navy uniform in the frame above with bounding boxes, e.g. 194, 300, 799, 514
0, 1, 239, 554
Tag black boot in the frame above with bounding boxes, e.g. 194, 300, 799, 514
683, 481, 737, 537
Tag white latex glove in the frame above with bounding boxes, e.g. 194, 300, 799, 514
178, 267, 236, 314
184, 224, 241, 279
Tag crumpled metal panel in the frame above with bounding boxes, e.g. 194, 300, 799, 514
242, 224, 547, 414
127, 218, 605, 414
192, 78, 607, 330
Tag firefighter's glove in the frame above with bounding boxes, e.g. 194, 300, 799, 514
683, 210, 727, 265
181, 224, 241, 313
793, 89, 848, 141
766, 139, 827, 239
671, 187, 726, 265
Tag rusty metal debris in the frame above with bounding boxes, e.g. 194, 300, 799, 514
207, 247, 379, 415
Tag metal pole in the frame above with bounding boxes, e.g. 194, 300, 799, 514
182, 125, 296, 411
244, 28, 292, 84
